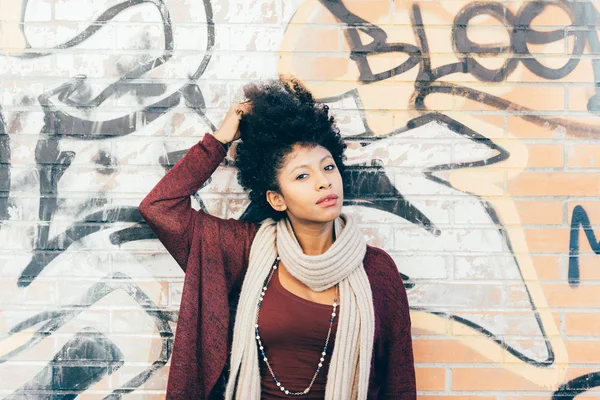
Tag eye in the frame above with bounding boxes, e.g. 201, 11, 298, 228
296, 173, 308, 180
324, 164, 335, 171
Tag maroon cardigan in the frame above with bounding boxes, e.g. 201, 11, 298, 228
138, 133, 416, 399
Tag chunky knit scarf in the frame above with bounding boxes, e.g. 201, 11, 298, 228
225, 214, 374, 399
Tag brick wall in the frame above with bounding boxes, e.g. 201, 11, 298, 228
1, 0, 599, 398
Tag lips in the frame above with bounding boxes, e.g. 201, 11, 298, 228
316, 194, 338, 204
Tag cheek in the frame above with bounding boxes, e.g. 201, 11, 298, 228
283, 183, 306, 203
279, 181, 313, 210
333, 170, 344, 187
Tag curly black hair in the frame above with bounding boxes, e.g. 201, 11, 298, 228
235, 76, 347, 222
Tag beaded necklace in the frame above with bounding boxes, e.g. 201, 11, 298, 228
254, 256, 339, 396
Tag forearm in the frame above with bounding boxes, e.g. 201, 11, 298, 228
138, 133, 227, 267
139, 133, 226, 227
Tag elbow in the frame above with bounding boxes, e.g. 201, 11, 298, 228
138, 197, 152, 221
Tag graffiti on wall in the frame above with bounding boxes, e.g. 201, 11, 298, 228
0, 0, 599, 398
0, 0, 216, 395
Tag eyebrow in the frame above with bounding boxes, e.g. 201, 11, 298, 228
290, 155, 334, 173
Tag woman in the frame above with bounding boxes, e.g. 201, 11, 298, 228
139, 76, 416, 399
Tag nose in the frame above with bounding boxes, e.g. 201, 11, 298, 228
317, 171, 332, 190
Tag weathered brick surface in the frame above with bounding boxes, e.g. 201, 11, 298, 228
1, 0, 600, 398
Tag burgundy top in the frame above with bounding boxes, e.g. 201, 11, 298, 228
258, 267, 339, 399
138, 133, 416, 399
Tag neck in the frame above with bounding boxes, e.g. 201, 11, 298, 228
286, 215, 336, 256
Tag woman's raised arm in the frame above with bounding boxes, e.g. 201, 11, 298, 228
139, 102, 254, 271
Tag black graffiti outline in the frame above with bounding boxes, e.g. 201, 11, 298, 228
365, 109, 556, 366
25, 0, 214, 111
31, 76, 181, 259
23, 0, 215, 282
18, 205, 141, 286
408, 113, 556, 367
5, 327, 124, 399
25, 0, 214, 109
396, 112, 555, 366
15, 0, 177, 115
321, 0, 600, 138
3, 272, 175, 398
553, 372, 600, 398
568, 205, 600, 287
28, 0, 215, 259
16, 0, 172, 57
22, 79, 213, 283
421, 0, 600, 136
7, 0, 215, 272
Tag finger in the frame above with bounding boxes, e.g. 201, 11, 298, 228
239, 102, 252, 113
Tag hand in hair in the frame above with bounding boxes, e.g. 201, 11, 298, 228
214, 100, 252, 144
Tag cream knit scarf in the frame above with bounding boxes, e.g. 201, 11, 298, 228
225, 214, 375, 400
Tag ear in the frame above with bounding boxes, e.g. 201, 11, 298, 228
266, 190, 287, 212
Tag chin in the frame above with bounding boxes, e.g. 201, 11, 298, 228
317, 206, 343, 222
292, 203, 344, 223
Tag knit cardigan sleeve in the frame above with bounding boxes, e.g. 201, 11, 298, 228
375, 250, 417, 399
138, 133, 256, 280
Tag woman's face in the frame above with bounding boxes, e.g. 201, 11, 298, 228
267, 144, 344, 223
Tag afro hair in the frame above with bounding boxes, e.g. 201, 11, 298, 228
234, 75, 347, 222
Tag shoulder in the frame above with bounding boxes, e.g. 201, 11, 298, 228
365, 245, 394, 264
363, 245, 409, 309
364, 245, 403, 286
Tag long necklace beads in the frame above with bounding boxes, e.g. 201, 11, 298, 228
254, 256, 339, 396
